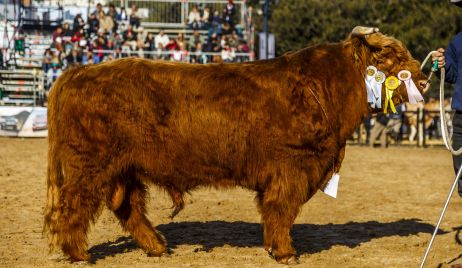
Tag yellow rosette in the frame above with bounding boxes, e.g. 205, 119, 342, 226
384, 76, 399, 113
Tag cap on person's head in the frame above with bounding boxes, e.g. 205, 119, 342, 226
452, 0, 462, 7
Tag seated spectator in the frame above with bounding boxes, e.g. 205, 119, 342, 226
118, 6, 129, 31
66, 48, 82, 66
189, 29, 204, 52
99, 11, 114, 34
188, 5, 201, 29
62, 23, 73, 40
192, 42, 208, 64
52, 26, 63, 50
202, 6, 211, 29
155, 43, 165, 60
122, 25, 138, 51
210, 10, 222, 36
129, 4, 141, 29
88, 13, 99, 36
144, 32, 156, 58
165, 38, 179, 51
176, 32, 186, 50
42, 48, 53, 74
155, 30, 169, 49
46, 62, 63, 89
172, 43, 188, 62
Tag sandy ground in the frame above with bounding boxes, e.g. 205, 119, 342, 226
1, 137, 462, 268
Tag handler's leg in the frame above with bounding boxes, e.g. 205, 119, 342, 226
113, 179, 167, 256
452, 112, 462, 197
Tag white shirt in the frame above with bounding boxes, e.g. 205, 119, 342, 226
155, 34, 170, 49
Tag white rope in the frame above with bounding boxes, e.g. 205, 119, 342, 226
419, 51, 462, 268
421, 51, 461, 155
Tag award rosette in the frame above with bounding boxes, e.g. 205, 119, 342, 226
384, 76, 399, 113
365, 66, 378, 105
397, 70, 424, 104
374, 71, 385, 109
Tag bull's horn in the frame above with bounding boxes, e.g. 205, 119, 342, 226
351, 26, 379, 36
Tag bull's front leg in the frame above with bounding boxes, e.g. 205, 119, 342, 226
257, 162, 311, 264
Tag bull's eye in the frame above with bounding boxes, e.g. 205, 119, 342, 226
401, 72, 409, 79
375, 73, 383, 82
367, 69, 375, 76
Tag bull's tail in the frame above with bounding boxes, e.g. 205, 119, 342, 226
43, 143, 63, 253
43, 70, 68, 253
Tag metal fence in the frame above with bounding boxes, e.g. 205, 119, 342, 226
118, 0, 247, 28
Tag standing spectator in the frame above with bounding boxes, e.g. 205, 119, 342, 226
188, 5, 201, 29
73, 14, 85, 32
88, 13, 99, 36
223, 0, 236, 29
99, 11, 114, 34
92, 3, 103, 18
155, 30, 170, 49
189, 29, 204, 52
129, 4, 141, 29
108, 3, 119, 32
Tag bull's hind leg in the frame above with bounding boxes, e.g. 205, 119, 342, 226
258, 164, 311, 264
113, 178, 167, 257
57, 176, 103, 261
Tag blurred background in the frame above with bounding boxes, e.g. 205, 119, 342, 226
0, 0, 459, 147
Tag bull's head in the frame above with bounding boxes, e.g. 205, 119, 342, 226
347, 26, 429, 109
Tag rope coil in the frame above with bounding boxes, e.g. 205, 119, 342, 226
420, 52, 460, 155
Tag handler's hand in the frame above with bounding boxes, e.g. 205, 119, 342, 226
432, 48, 445, 69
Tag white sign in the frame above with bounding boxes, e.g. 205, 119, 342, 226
0, 106, 47, 137
322, 173, 340, 198
259, 32, 275, 60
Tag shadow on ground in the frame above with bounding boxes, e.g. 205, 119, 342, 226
89, 218, 443, 262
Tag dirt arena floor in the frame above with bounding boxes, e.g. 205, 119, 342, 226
2, 137, 462, 267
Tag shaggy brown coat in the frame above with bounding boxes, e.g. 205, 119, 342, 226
44, 28, 427, 264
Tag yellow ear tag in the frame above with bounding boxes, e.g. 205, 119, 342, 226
384, 76, 399, 113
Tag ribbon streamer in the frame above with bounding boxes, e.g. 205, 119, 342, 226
398, 70, 424, 104
384, 76, 398, 113
374, 71, 385, 109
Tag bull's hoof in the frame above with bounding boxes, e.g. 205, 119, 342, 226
276, 255, 300, 266
68, 253, 90, 263
146, 246, 168, 257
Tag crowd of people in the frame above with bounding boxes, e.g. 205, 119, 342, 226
43, 0, 252, 86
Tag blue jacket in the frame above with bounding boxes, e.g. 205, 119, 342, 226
446, 32, 462, 111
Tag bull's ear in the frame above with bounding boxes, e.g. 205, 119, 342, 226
351, 26, 380, 37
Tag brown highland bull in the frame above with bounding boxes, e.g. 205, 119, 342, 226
44, 26, 429, 264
